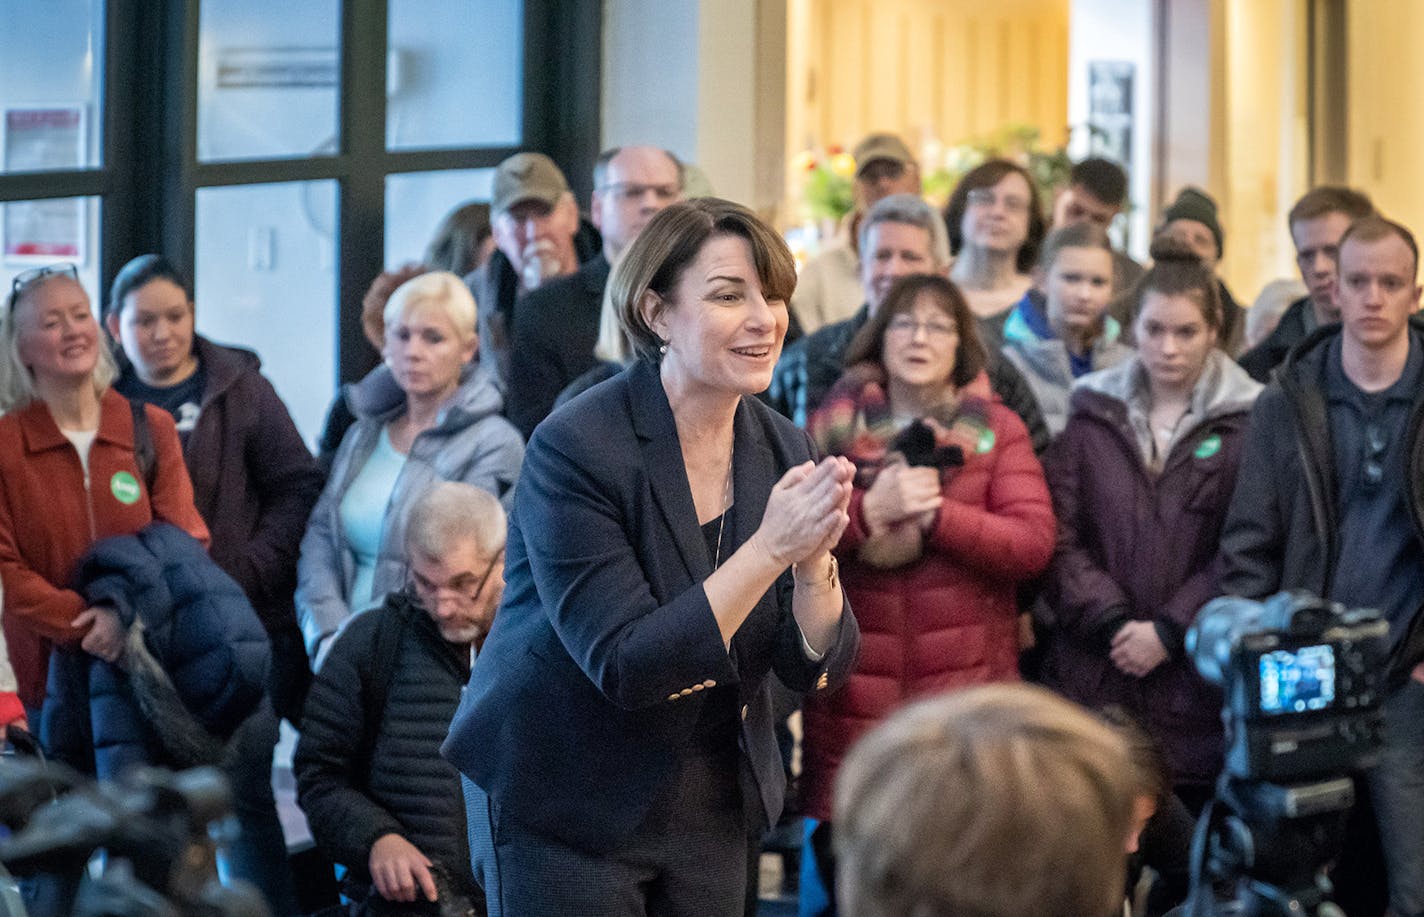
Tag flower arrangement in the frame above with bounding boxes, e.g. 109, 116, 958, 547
793, 124, 1074, 224
921, 123, 1072, 208
793, 145, 857, 223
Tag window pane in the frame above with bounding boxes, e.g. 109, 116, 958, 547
195, 181, 336, 447
384, 169, 494, 270
197, 0, 341, 162
1, 196, 101, 303
0, 0, 105, 173
387, 0, 522, 151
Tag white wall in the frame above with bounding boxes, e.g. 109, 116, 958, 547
601, 0, 776, 209
1067, 0, 1156, 260
601, 0, 700, 163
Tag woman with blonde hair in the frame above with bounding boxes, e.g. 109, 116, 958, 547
296, 271, 523, 663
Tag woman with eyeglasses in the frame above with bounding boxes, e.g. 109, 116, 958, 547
944, 159, 1048, 335
1039, 238, 1262, 811
0, 264, 210, 730
295, 270, 523, 668
798, 273, 1056, 912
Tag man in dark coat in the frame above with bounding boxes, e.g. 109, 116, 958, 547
1238, 186, 1375, 382
464, 153, 601, 389
505, 145, 684, 440
296, 481, 506, 915
768, 193, 1050, 452
1220, 216, 1424, 917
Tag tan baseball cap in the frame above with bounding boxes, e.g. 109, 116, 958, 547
492, 152, 570, 215
852, 133, 915, 177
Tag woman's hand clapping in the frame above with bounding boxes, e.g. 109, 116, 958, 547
751, 457, 855, 568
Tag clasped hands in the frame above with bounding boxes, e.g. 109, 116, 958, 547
1110, 620, 1168, 678
861, 460, 943, 536
753, 456, 855, 574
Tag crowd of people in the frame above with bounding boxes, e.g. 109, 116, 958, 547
0, 130, 1420, 917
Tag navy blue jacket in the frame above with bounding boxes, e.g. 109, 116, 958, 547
43, 523, 270, 776
442, 359, 859, 854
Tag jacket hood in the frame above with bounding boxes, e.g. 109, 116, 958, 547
1002, 291, 1124, 348
1074, 348, 1262, 427
1002, 294, 1125, 371
346, 361, 506, 430
1278, 313, 1424, 386
193, 336, 260, 403
112, 334, 260, 404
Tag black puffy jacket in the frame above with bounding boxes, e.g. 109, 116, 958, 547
294, 592, 477, 902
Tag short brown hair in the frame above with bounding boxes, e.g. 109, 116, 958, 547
834, 683, 1135, 917
611, 198, 796, 361
1130, 235, 1225, 332
843, 274, 986, 388
1339, 214, 1420, 279
1037, 221, 1114, 273
1287, 186, 1374, 230
943, 158, 1047, 273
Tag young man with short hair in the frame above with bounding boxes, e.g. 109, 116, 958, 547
1222, 216, 1424, 917
1238, 186, 1375, 381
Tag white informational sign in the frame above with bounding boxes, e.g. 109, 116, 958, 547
2, 106, 88, 264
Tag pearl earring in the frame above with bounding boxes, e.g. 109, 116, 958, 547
659, 340, 668, 355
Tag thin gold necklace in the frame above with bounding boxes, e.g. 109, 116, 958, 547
713, 440, 734, 569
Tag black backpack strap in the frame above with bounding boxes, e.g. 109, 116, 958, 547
356, 599, 406, 774
129, 398, 157, 492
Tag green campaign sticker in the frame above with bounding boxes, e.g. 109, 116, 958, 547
110, 471, 142, 505
976, 427, 996, 454
1194, 434, 1222, 460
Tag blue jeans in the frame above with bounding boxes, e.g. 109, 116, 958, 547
1365, 678, 1424, 917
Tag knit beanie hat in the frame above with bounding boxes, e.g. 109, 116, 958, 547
1161, 187, 1223, 256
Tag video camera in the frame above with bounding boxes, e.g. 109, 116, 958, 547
1189, 590, 1388, 784
1178, 591, 1390, 917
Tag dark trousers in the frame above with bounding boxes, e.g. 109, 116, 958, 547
470, 746, 749, 917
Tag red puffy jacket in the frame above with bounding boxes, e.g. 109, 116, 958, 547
801, 397, 1055, 821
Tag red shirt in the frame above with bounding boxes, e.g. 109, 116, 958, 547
0, 388, 209, 708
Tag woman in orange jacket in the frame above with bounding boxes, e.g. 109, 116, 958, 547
0, 264, 208, 724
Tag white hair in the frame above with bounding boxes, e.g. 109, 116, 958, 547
383, 271, 478, 343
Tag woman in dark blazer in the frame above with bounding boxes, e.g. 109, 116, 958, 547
443, 198, 860, 917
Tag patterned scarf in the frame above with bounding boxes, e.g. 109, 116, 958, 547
808, 362, 996, 486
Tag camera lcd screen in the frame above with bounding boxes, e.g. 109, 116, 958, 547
1258, 644, 1336, 715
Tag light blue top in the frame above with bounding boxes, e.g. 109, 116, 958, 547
339, 425, 407, 610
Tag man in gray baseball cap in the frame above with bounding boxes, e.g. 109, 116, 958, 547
467, 152, 587, 385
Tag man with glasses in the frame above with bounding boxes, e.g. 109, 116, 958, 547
504, 145, 684, 439
296, 481, 506, 915
1222, 216, 1424, 917
790, 133, 923, 336
1238, 186, 1376, 382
